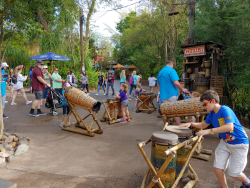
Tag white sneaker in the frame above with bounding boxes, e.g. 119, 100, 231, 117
5, 101, 8, 103
11, 103, 17, 105
134, 108, 136, 112
95, 93, 99, 95
103, 93, 106, 95
26, 101, 32, 105
59, 122, 64, 127
87, 93, 90, 95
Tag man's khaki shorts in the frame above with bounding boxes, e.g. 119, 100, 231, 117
162, 96, 178, 103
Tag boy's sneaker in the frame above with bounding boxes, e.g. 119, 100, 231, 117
134, 108, 136, 112
37, 111, 47, 115
29, 112, 39, 117
59, 122, 64, 127
3, 114, 8, 119
11, 103, 17, 105
95, 93, 99, 95
120, 119, 127, 123
26, 101, 32, 105
240, 177, 250, 188
103, 93, 106, 95
127, 118, 131, 122
5, 101, 8, 103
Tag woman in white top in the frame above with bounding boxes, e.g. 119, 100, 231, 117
148, 73, 157, 92
11, 65, 32, 105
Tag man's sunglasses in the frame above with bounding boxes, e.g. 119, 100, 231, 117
203, 100, 211, 107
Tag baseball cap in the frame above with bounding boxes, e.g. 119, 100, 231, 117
37, 60, 44, 65
43, 65, 48, 69
1, 62, 9, 67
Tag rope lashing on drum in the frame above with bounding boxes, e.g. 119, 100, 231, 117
196, 149, 201, 154
190, 172, 197, 180
184, 140, 189, 149
169, 149, 176, 158
152, 177, 160, 183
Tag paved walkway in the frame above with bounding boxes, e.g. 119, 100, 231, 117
0, 80, 249, 188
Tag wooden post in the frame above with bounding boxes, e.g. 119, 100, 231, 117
188, 0, 195, 44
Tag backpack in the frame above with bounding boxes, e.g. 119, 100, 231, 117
11, 75, 17, 84
129, 76, 134, 85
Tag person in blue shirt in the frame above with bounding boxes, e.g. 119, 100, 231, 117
1, 62, 9, 119
114, 83, 130, 123
60, 83, 71, 127
157, 60, 188, 122
179, 90, 250, 188
29, 66, 34, 93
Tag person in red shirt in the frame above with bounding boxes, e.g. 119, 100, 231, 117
29, 60, 51, 116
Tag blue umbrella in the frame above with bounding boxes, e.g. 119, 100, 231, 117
29, 52, 71, 61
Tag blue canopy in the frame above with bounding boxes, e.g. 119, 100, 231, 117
29, 52, 71, 61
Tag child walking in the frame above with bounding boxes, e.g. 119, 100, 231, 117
80, 73, 88, 95
114, 83, 130, 123
134, 83, 146, 111
179, 90, 249, 188
60, 83, 71, 127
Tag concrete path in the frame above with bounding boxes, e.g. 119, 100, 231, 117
0, 80, 249, 188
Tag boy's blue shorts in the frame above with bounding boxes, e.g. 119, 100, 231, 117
82, 84, 86, 89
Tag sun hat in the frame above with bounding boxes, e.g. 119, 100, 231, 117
1, 62, 9, 67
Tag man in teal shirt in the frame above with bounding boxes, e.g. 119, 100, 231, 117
157, 60, 188, 124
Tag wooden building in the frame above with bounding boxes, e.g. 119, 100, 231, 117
180, 41, 227, 102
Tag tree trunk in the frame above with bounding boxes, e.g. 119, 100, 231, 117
0, 13, 4, 139
38, 10, 50, 33
79, 9, 84, 72
1, 29, 18, 62
164, 34, 168, 62
67, 29, 76, 72
82, 0, 96, 72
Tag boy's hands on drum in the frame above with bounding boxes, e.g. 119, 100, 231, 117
178, 123, 191, 129
196, 129, 210, 136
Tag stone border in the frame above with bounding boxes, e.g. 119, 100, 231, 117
0, 133, 30, 167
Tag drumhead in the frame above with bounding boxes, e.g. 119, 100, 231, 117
107, 98, 119, 102
139, 92, 154, 96
151, 131, 178, 145
164, 125, 192, 138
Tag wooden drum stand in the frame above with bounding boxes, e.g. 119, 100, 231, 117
138, 131, 203, 188
101, 98, 132, 124
134, 92, 157, 114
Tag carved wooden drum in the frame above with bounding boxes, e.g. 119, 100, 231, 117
107, 98, 123, 119
164, 126, 192, 178
64, 87, 101, 112
151, 131, 178, 188
160, 97, 204, 115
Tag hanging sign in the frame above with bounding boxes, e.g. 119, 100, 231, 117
184, 45, 206, 57
95, 55, 104, 62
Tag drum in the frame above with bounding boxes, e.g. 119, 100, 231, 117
164, 126, 192, 178
160, 97, 204, 115
64, 87, 101, 112
151, 131, 178, 188
107, 98, 123, 119
139, 92, 154, 109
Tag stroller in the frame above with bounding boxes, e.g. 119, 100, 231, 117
45, 88, 63, 116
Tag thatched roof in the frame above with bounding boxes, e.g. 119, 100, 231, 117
112, 63, 125, 69
127, 64, 137, 69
